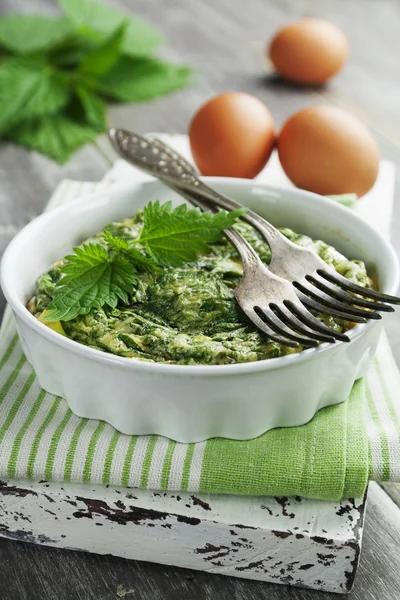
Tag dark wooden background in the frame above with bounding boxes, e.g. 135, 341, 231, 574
0, 0, 400, 598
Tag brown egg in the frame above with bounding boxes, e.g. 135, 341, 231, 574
278, 105, 380, 197
268, 18, 349, 85
189, 92, 276, 178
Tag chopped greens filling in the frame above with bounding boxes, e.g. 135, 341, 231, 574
29, 210, 373, 365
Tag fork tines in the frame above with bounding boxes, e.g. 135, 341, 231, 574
317, 269, 400, 305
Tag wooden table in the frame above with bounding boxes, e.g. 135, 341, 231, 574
1, 0, 400, 598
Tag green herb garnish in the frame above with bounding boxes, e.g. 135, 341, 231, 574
43, 202, 246, 322
43, 243, 137, 322
139, 201, 245, 266
0, 0, 191, 163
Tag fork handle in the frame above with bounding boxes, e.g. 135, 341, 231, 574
109, 128, 288, 255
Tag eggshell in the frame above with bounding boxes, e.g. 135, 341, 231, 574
278, 105, 380, 197
189, 92, 276, 178
268, 18, 349, 85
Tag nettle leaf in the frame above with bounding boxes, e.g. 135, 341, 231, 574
0, 57, 70, 133
60, 0, 162, 55
0, 14, 73, 54
0, 3, 191, 162
50, 34, 96, 68
103, 230, 130, 253
75, 86, 107, 130
97, 56, 192, 103
43, 243, 137, 322
7, 113, 100, 164
139, 201, 246, 266
103, 231, 161, 272
78, 22, 126, 77
61, 243, 109, 280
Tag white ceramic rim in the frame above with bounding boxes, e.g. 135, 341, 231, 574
1, 178, 399, 376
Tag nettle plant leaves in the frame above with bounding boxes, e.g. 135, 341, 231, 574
0, 0, 191, 163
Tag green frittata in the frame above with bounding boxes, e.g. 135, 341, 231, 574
29, 210, 372, 365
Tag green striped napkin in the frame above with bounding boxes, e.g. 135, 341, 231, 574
0, 180, 399, 501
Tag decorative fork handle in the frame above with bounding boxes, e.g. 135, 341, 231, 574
109, 129, 289, 256
109, 129, 271, 270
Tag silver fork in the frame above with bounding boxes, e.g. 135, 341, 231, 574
109, 128, 400, 324
109, 129, 358, 346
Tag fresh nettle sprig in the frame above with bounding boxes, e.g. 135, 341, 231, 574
43, 201, 246, 322
0, 0, 191, 163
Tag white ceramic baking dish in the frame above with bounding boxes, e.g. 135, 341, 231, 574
1, 179, 399, 442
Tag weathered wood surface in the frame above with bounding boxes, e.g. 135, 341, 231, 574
0, 483, 398, 600
0, 479, 366, 595
0, 0, 400, 598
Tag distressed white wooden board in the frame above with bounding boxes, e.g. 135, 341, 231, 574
0, 478, 364, 594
